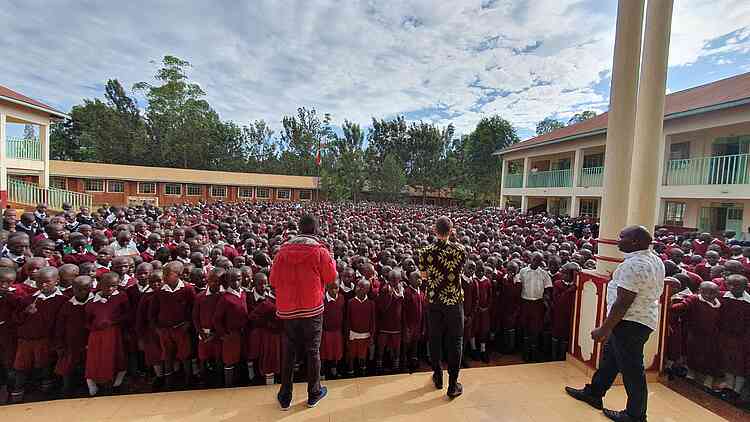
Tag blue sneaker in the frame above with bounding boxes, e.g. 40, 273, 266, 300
307, 386, 328, 408
277, 392, 292, 411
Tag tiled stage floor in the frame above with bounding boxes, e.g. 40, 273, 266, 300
0, 362, 728, 422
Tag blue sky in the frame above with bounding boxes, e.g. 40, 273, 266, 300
1, 0, 749, 140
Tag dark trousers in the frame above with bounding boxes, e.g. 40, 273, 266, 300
428, 303, 464, 384
279, 315, 323, 400
587, 320, 652, 420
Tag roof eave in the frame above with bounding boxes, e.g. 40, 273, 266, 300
0, 95, 69, 119
493, 128, 607, 157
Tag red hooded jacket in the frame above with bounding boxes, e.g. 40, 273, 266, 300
271, 235, 337, 320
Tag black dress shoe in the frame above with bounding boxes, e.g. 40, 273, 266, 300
447, 382, 463, 399
603, 408, 644, 422
565, 386, 603, 410
432, 371, 443, 389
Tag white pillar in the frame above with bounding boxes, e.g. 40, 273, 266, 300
522, 157, 531, 188
572, 148, 584, 188
626, 0, 674, 229
39, 124, 50, 188
521, 195, 529, 213
570, 196, 579, 218
0, 113, 6, 206
500, 158, 509, 204
596, 0, 645, 275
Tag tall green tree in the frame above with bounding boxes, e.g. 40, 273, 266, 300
324, 120, 367, 201
567, 110, 598, 125
536, 116, 565, 135
278, 107, 335, 176
462, 115, 520, 204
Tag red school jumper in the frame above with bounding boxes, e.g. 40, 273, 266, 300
671, 295, 721, 376
551, 280, 577, 341
0, 289, 20, 370
54, 294, 93, 376
402, 285, 425, 346
321, 293, 345, 361
13, 289, 67, 371
213, 289, 248, 366
248, 295, 280, 375
85, 291, 131, 383
346, 296, 376, 360
149, 281, 196, 361
719, 292, 750, 376
192, 289, 222, 362
376, 286, 404, 353
135, 290, 162, 366
474, 276, 493, 341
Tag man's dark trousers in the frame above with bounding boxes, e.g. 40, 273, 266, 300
279, 315, 323, 400
428, 303, 464, 384
586, 320, 652, 421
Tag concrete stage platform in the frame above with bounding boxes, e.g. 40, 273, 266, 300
0, 362, 727, 422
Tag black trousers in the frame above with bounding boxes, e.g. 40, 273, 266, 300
587, 320, 652, 420
278, 315, 323, 400
428, 303, 464, 383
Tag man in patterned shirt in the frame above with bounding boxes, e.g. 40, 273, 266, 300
419, 216, 467, 399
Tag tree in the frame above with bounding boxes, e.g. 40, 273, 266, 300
278, 107, 335, 176
536, 116, 565, 135
567, 110, 598, 125
23, 124, 35, 140
373, 153, 407, 202
408, 121, 454, 204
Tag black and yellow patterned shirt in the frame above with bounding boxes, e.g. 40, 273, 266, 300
418, 239, 467, 305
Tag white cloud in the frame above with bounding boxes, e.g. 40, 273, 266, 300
0, 0, 747, 138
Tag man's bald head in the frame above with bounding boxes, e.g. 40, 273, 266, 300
618, 225, 652, 253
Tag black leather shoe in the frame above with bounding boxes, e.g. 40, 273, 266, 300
447, 382, 463, 399
565, 386, 603, 410
603, 408, 644, 422
432, 371, 443, 390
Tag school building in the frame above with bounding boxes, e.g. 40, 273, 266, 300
497, 72, 750, 237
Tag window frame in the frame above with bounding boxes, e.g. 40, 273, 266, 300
256, 187, 271, 199
107, 180, 125, 193
663, 201, 687, 226
83, 179, 105, 192
276, 188, 291, 200
579, 198, 599, 219
210, 185, 227, 198
138, 182, 157, 195
49, 177, 67, 190
164, 183, 182, 196
669, 142, 691, 161
238, 187, 254, 199
299, 189, 312, 201
186, 184, 202, 196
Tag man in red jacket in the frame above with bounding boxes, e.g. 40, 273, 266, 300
271, 214, 337, 411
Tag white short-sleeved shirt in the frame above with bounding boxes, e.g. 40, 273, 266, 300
606, 249, 665, 330
515, 266, 553, 300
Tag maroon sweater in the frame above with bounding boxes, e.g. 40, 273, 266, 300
214, 291, 248, 337
376, 287, 403, 333
14, 291, 67, 340
0, 291, 20, 342
192, 290, 221, 332
85, 292, 131, 331
149, 283, 196, 328
346, 297, 376, 336
136, 292, 157, 337
402, 286, 424, 333
322, 294, 345, 332
55, 297, 90, 352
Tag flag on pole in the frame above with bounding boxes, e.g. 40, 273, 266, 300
315, 149, 321, 166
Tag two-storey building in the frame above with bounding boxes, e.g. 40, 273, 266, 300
497, 72, 750, 237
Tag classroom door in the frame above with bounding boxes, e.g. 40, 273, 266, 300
725, 207, 744, 235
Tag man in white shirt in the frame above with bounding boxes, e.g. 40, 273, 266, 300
566, 226, 665, 422
515, 252, 552, 362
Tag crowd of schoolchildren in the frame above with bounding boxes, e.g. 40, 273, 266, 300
0, 200, 747, 408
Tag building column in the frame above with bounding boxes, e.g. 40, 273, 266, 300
39, 124, 50, 189
0, 113, 6, 208
626, 0, 674, 230
596, 0, 645, 275
521, 195, 528, 213
572, 148, 584, 188
499, 194, 507, 209
500, 158, 509, 207
570, 196, 579, 217
522, 157, 530, 188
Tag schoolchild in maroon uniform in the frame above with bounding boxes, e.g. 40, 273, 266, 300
402, 271, 425, 373
321, 282, 345, 379
338, 267, 357, 302
550, 262, 580, 361
136, 270, 164, 390
111, 256, 135, 291
695, 250, 722, 281
58, 263, 79, 297
193, 266, 223, 384
664, 273, 692, 377
345, 279, 376, 376
515, 252, 553, 362
474, 266, 493, 363
14, 257, 47, 297
95, 246, 114, 279
360, 263, 381, 299
245, 272, 267, 382
11, 266, 66, 402
460, 261, 478, 364
213, 268, 248, 387
499, 260, 521, 353
248, 279, 280, 385
54, 275, 94, 395
671, 281, 722, 391
718, 275, 749, 402
34, 239, 63, 268
0, 267, 19, 403
375, 269, 405, 373
149, 261, 196, 388
141, 233, 162, 263
63, 237, 97, 265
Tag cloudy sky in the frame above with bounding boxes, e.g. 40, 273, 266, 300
1, 0, 749, 139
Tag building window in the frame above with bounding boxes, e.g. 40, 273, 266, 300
107, 180, 125, 193
50, 177, 67, 190
84, 179, 104, 192
664, 202, 687, 226
579, 199, 599, 218
669, 142, 690, 160
277, 189, 291, 200
299, 190, 312, 200
138, 182, 156, 194
238, 187, 253, 198
583, 153, 604, 168
186, 184, 202, 196
164, 183, 182, 196
210, 185, 227, 197
256, 188, 270, 199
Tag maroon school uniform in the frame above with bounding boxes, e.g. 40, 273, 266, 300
321, 293, 345, 361
62, 251, 97, 265
346, 296, 376, 360
248, 295, 280, 375
666, 289, 691, 363
671, 295, 721, 376
149, 281, 196, 361
402, 285, 424, 345
551, 280, 577, 340
461, 275, 479, 339
13, 280, 37, 298
213, 289, 248, 366
140, 248, 157, 263
499, 273, 522, 331
376, 286, 404, 353
13, 289, 67, 371
719, 292, 750, 376
54, 293, 93, 376
695, 262, 718, 282
245, 290, 265, 361
135, 291, 162, 366
474, 276, 493, 341
85, 291, 131, 383
339, 282, 356, 303
0, 289, 20, 370
192, 289, 222, 362
367, 276, 382, 300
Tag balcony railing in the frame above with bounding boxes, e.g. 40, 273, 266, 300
8, 178, 92, 211
527, 169, 572, 188
504, 174, 523, 188
579, 166, 604, 187
665, 154, 749, 186
6, 136, 42, 160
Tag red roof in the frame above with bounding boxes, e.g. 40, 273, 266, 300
498, 71, 750, 155
0, 84, 67, 118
